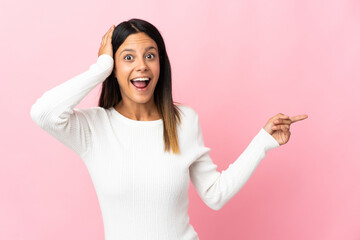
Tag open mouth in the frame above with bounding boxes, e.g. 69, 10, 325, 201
130, 78, 151, 90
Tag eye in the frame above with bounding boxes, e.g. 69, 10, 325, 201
124, 55, 133, 61
146, 53, 155, 59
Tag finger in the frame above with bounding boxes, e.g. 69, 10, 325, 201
275, 115, 290, 121
274, 115, 290, 124
274, 119, 292, 125
107, 26, 115, 43
290, 114, 308, 123
101, 33, 108, 46
102, 26, 113, 45
272, 124, 290, 131
101, 35, 105, 46
104, 29, 110, 44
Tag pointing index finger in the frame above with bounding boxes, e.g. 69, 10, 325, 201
290, 114, 308, 123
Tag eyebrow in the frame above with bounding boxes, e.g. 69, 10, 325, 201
119, 46, 157, 55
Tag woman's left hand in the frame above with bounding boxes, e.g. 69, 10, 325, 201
263, 113, 308, 146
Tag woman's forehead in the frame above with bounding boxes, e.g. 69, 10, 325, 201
116, 33, 158, 56
122, 33, 156, 48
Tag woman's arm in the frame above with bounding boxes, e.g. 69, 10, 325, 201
189, 113, 279, 211
30, 54, 114, 157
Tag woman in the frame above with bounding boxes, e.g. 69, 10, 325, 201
30, 18, 308, 240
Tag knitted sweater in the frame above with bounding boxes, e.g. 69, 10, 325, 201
30, 54, 280, 240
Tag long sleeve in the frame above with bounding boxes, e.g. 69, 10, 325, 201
30, 54, 114, 157
189, 113, 280, 211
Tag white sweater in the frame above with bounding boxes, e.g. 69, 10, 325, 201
30, 54, 280, 240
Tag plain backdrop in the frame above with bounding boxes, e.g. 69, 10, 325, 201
1, 0, 359, 239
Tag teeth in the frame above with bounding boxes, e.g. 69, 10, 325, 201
132, 77, 150, 81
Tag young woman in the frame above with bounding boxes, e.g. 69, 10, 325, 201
30, 18, 308, 240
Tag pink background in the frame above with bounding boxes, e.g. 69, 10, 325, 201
1, 0, 360, 239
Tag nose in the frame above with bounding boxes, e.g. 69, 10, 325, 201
136, 57, 149, 72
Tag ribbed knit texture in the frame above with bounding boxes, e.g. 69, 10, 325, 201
30, 54, 280, 240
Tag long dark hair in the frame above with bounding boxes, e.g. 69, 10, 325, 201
98, 18, 183, 154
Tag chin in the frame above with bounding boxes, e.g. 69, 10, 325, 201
132, 96, 154, 104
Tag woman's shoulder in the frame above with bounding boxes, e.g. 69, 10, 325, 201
72, 106, 109, 120
175, 104, 200, 128
176, 104, 198, 118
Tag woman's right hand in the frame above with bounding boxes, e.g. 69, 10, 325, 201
98, 25, 115, 58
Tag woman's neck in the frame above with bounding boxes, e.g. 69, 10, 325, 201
114, 100, 161, 121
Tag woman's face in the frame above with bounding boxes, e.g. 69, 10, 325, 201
114, 32, 160, 105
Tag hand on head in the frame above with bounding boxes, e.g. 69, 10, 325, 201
98, 25, 115, 58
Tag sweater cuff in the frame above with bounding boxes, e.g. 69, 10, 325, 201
257, 128, 280, 152
97, 54, 114, 72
